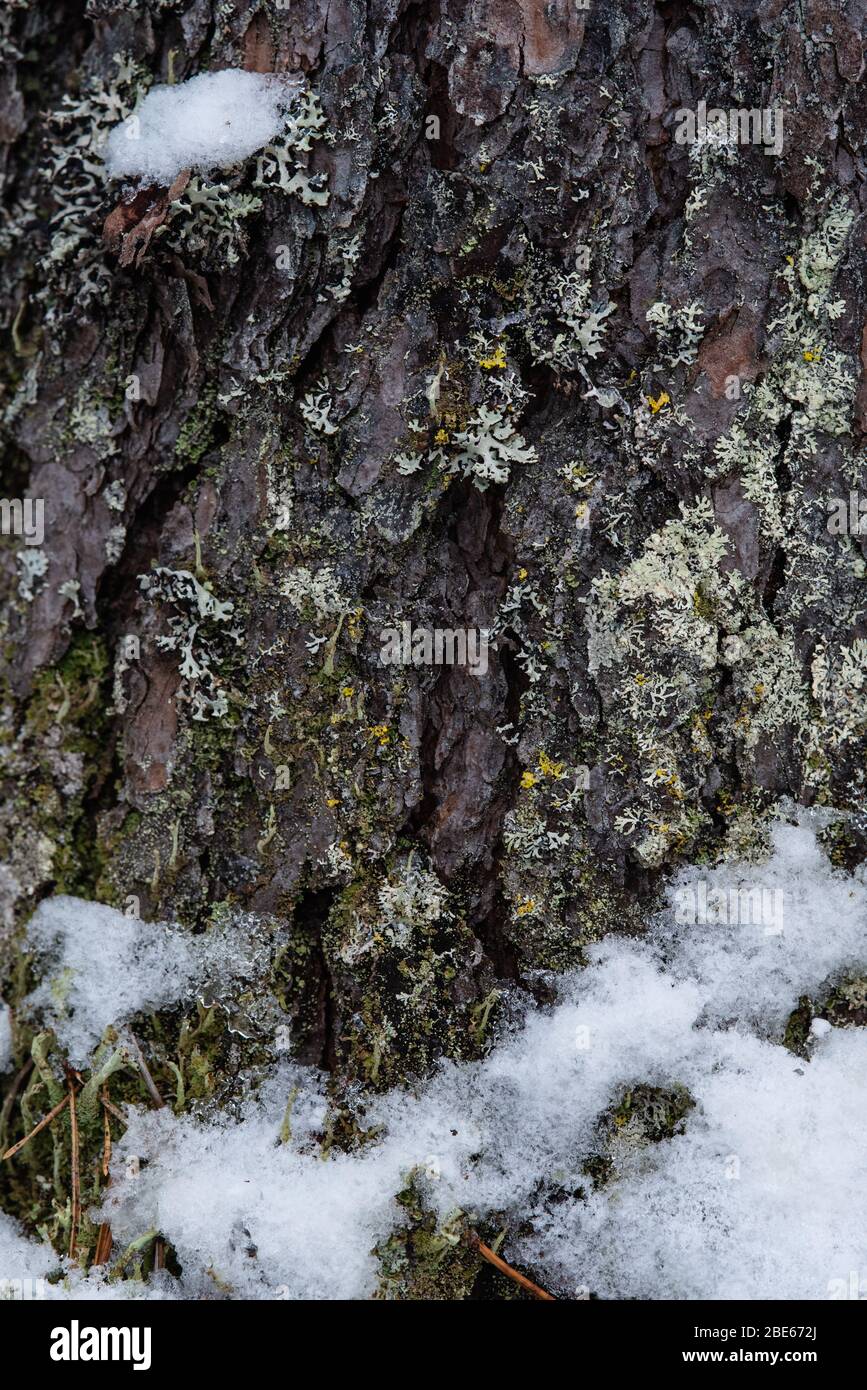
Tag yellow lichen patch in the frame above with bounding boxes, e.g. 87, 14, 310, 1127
434, 428, 449, 444
647, 390, 670, 414
516, 897, 535, 917
538, 750, 565, 779
478, 344, 506, 370
520, 770, 537, 790
368, 724, 390, 746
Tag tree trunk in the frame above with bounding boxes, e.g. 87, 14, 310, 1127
1, 0, 866, 1298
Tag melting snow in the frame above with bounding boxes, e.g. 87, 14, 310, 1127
22, 897, 266, 1068
23, 898, 202, 1067
5, 818, 867, 1299
95, 820, 867, 1301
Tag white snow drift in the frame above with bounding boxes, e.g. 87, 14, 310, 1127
22, 897, 266, 1067
23, 898, 203, 1067
3, 816, 867, 1300
104, 69, 301, 184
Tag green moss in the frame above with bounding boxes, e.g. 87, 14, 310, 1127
607, 1083, 694, 1144
174, 385, 220, 468
373, 1178, 481, 1300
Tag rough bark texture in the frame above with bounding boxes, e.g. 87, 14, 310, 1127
1, 0, 866, 1296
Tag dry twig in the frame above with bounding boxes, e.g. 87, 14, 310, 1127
68, 1077, 81, 1262
473, 1235, 556, 1301
1, 1093, 69, 1161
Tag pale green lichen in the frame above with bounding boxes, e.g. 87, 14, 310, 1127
138, 567, 242, 721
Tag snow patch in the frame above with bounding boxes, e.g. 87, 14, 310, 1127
104, 70, 301, 184
0, 1211, 178, 1300
93, 818, 867, 1300
659, 822, 867, 1030
0, 1211, 56, 1294
22, 897, 263, 1068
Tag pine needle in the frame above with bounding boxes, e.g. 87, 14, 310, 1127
101, 1094, 126, 1124
101, 1087, 112, 1177
1, 1092, 69, 1161
68, 1078, 81, 1262
128, 1031, 165, 1109
473, 1235, 556, 1300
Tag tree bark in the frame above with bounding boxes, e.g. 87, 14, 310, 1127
1, 0, 866, 1294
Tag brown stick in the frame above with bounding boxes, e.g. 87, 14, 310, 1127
475, 1238, 556, 1301
1, 1093, 69, 1161
89, 1087, 116, 1267
0, 1058, 34, 1143
101, 1094, 126, 1124
92, 1222, 113, 1266
68, 1079, 81, 1262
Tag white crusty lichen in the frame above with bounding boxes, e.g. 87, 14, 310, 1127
138, 567, 242, 721
448, 406, 537, 487
797, 200, 854, 315
585, 485, 855, 864
395, 405, 536, 490
57, 579, 83, 619
645, 298, 706, 370
331, 854, 453, 970
298, 379, 339, 435
523, 253, 616, 367
253, 85, 330, 206
703, 194, 857, 616
755, 197, 858, 449
396, 341, 538, 491
588, 499, 732, 678
377, 854, 452, 932
809, 637, 867, 755
38, 54, 143, 304
17, 547, 48, 602
167, 178, 263, 266
280, 564, 346, 621
326, 234, 362, 302
588, 501, 740, 864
